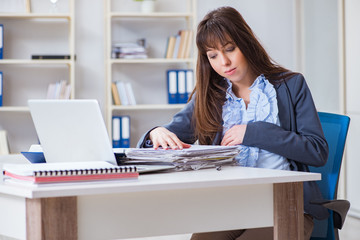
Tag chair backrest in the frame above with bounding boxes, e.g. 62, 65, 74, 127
310, 112, 350, 240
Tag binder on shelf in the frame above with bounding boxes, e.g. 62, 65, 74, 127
186, 69, 194, 101
112, 115, 131, 148
2, 161, 138, 184
167, 69, 194, 104
177, 70, 187, 104
112, 116, 121, 148
167, 70, 178, 104
120, 116, 130, 148
0, 71, 3, 107
0, 24, 3, 59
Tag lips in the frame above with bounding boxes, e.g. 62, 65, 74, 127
225, 68, 236, 75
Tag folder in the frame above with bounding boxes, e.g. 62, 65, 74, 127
167, 70, 178, 104
177, 70, 187, 103
120, 116, 130, 148
186, 69, 194, 101
112, 116, 121, 148
0, 24, 3, 59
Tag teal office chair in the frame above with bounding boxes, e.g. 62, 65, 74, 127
309, 112, 351, 240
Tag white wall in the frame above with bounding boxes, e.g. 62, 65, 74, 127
344, 0, 360, 218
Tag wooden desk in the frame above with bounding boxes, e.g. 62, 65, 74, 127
0, 156, 320, 240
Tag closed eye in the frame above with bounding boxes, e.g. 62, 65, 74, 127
225, 46, 235, 52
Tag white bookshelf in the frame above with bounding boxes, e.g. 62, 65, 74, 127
104, 0, 197, 147
0, 0, 75, 153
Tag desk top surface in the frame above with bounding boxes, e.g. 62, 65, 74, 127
0, 154, 321, 199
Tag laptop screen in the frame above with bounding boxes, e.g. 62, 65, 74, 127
28, 99, 117, 165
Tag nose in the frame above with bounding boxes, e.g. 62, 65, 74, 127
219, 52, 230, 66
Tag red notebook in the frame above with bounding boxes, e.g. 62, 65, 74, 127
2, 161, 138, 184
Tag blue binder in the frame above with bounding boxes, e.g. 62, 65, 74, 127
0, 71, 3, 107
177, 70, 187, 103
185, 69, 194, 101
0, 24, 3, 59
112, 116, 121, 148
120, 116, 130, 148
167, 70, 178, 104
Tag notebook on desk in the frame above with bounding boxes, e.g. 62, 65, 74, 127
28, 99, 174, 173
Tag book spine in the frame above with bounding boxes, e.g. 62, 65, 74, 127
111, 82, 121, 105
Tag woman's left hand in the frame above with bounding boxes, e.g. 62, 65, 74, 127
221, 124, 247, 146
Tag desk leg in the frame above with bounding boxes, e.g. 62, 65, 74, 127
26, 196, 77, 240
273, 182, 304, 240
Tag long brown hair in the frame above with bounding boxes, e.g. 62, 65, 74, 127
191, 6, 292, 144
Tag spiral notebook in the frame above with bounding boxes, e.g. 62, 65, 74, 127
2, 161, 139, 184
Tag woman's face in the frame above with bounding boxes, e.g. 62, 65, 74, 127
206, 41, 254, 85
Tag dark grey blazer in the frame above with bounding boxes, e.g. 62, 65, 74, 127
138, 73, 329, 220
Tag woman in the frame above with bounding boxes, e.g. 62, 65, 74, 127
138, 6, 329, 240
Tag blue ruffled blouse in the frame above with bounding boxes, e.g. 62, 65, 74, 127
222, 75, 290, 170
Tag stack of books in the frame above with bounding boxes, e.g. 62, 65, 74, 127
111, 39, 147, 59
165, 29, 193, 59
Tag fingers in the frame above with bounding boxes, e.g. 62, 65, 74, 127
150, 127, 189, 150
221, 125, 247, 146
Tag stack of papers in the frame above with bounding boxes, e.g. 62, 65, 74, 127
118, 145, 240, 171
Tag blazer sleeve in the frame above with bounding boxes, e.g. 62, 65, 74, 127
242, 74, 328, 167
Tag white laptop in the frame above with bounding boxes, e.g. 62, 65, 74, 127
28, 99, 117, 165
28, 99, 174, 173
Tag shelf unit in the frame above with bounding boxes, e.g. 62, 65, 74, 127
104, 0, 197, 147
0, 0, 75, 153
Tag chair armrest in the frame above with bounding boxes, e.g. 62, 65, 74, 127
310, 199, 350, 229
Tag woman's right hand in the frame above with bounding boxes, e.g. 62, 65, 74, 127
149, 127, 191, 150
